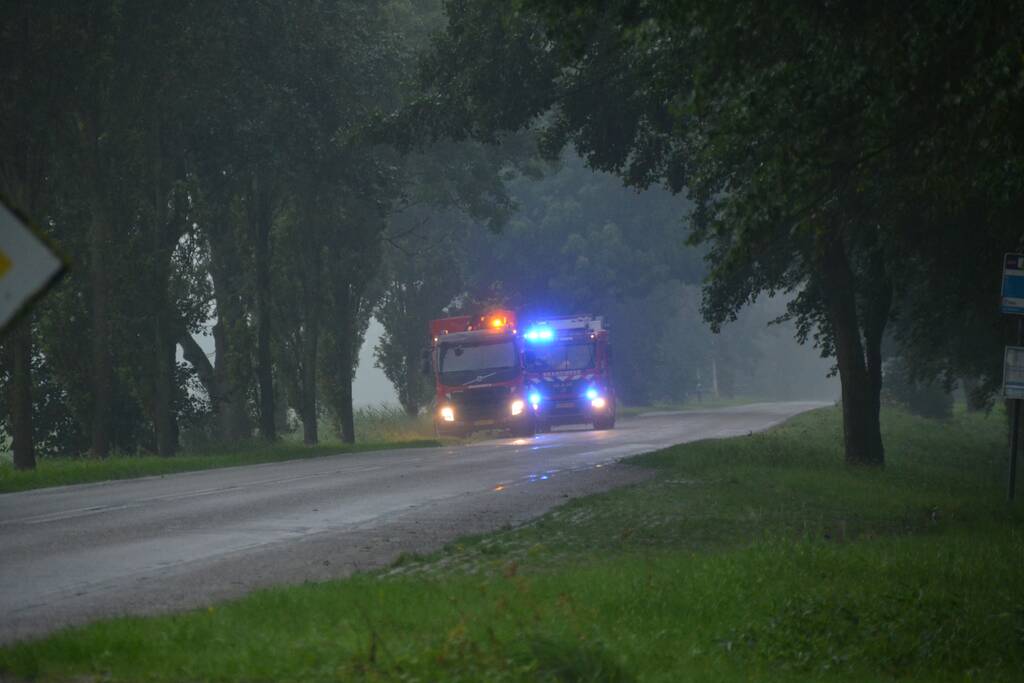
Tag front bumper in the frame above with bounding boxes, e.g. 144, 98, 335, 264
435, 407, 532, 435
532, 396, 613, 425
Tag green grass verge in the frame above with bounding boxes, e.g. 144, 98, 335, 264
617, 396, 776, 417
2, 407, 1021, 682
0, 405, 441, 494
0, 439, 440, 495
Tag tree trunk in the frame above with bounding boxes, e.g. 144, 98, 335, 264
153, 312, 177, 457
207, 226, 252, 443
256, 258, 276, 441
301, 334, 319, 445
300, 245, 321, 445
960, 376, 987, 411
817, 230, 887, 467
861, 249, 891, 464
327, 283, 357, 444
711, 356, 720, 400
402, 350, 421, 417
250, 173, 276, 442
149, 129, 178, 458
5, 317, 36, 470
337, 337, 356, 444
89, 200, 113, 457
179, 329, 216, 399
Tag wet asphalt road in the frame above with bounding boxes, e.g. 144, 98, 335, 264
0, 401, 827, 643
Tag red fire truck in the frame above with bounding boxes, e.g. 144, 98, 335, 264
428, 309, 535, 437
521, 314, 616, 431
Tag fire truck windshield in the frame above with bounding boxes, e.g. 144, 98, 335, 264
525, 342, 595, 372
439, 340, 519, 384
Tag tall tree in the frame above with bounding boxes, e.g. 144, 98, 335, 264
320, 197, 386, 443
375, 223, 463, 416
0, 2, 73, 467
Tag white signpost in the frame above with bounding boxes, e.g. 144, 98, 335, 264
0, 201, 63, 331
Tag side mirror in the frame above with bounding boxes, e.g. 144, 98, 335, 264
421, 348, 432, 376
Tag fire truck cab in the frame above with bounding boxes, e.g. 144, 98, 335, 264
429, 310, 534, 437
521, 314, 616, 431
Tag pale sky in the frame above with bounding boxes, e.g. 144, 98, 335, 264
352, 317, 400, 407
187, 316, 400, 409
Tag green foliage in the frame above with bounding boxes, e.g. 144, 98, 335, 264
375, 238, 461, 416
460, 154, 707, 404
461, 154, 699, 311
419, 0, 1024, 464
3, 407, 1020, 681
1, 0, 534, 457
370, 134, 527, 416
882, 357, 955, 420
448, 152, 836, 404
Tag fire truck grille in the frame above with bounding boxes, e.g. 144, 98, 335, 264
451, 386, 512, 421
543, 377, 586, 397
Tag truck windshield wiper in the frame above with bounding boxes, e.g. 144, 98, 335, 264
463, 371, 498, 386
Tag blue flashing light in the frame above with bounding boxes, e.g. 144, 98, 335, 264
585, 387, 599, 400
529, 391, 541, 405
524, 326, 554, 342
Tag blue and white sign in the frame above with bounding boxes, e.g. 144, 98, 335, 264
1001, 253, 1024, 314
1005, 346, 1024, 399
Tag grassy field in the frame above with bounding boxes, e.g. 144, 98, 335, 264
2, 406, 1021, 682
0, 405, 440, 494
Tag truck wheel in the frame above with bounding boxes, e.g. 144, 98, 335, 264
593, 416, 615, 431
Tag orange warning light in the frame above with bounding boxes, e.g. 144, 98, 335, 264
490, 317, 505, 329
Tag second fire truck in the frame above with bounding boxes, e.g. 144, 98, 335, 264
521, 314, 616, 431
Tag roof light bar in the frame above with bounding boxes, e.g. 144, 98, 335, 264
524, 327, 554, 342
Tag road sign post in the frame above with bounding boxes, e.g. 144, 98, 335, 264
1002, 254, 1024, 502
1003, 338, 1024, 501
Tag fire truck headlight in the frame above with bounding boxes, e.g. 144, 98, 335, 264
440, 406, 455, 422
591, 397, 607, 410
585, 388, 599, 400
510, 399, 525, 416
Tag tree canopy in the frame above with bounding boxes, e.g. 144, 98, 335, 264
0, 0, 523, 463
411, 0, 1024, 464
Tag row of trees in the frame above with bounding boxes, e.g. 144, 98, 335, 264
409, 0, 1024, 466
0, 1, 522, 468
7, 1, 1009, 470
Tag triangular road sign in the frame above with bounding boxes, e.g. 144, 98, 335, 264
0, 200, 65, 331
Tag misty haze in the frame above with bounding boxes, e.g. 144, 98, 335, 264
1, 2, 1020, 681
